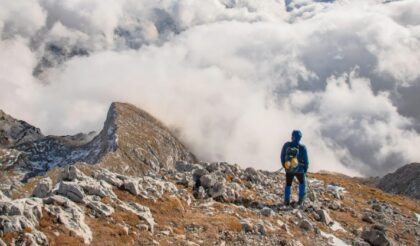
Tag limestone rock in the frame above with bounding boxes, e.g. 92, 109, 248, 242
299, 219, 313, 231
123, 179, 140, 196
261, 207, 274, 217
240, 219, 253, 233
176, 161, 200, 173
86, 198, 114, 217
59, 166, 86, 182
361, 228, 393, 246
32, 177, 52, 198
200, 174, 217, 189
79, 178, 116, 199
56, 181, 86, 203
317, 209, 333, 225
0, 198, 43, 235
120, 202, 155, 233
44, 195, 92, 244
244, 167, 261, 183
92, 168, 124, 187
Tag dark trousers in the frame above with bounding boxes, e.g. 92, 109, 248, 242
284, 172, 306, 203
285, 172, 305, 186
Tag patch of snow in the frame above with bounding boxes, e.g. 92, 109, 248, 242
415, 213, 420, 222
308, 178, 324, 188
327, 184, 346, 193
320, 231, 350, 246
331, 220, 345, 232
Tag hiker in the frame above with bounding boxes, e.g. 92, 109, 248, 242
281, 130, 309, 206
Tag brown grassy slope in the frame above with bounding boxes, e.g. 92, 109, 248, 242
311, 173, 420, 246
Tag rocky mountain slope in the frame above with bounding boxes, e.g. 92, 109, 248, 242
0, 103, 419, 246
0, 102, 195, 181
0, 110, 44, 147
376, 163, 420, 200
1, 162, 419, 246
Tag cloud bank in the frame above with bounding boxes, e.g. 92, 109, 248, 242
1, 0, 420, 176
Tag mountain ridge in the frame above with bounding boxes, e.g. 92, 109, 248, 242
0, 102, 195, 180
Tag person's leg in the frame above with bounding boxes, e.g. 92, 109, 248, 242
296, 173, 306, 205
284, 172, 294, 205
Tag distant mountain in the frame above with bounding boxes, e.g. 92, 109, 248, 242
95, 102, 196, 175
376, 163, 420, 199
0, 110, 44, 147
0, 102, 195, 180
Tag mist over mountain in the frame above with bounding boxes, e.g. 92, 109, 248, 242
1, 0, 420, 176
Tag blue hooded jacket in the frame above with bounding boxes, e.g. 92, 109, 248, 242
281, 130, 309, 173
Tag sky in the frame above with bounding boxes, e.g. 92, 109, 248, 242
1, 0, 420, 176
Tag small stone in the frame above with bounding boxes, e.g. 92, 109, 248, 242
240, 219, 253, 233
312, 211, 321, 221
317, 209, 333, 225
373, 224, 386, 232
329, 201, 341, 210
123, 179, 140, 196
255, 221, 266, 235
362, 212, 375, 224
59, 166, 85, 181
192, 168, 209, 179
200, 174, 216, 189
361, 228, 393, 246
261, 207, 274, 217
137, 224, 149, 231
299, 219, 313, 231
86, 199, 114, 217
372, 204, 383, 212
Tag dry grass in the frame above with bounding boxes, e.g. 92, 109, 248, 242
311, 173, 420, 214
1, 231, 19, 245
38, 209, 85, 245
111, 188, 245, 245
311, 173, 420, 246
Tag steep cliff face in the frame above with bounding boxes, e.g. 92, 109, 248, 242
376, 163, 420, 200
0, 102, 195, 179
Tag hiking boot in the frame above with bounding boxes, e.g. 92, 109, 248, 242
291, 201, 300, 209
297, 199, 304, 206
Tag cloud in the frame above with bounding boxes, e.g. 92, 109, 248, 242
1, 0, 420, 176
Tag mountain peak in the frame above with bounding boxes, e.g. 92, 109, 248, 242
0, 102, 195, 178
98, 102, 196, 175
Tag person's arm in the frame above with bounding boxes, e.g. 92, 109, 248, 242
280, 143, 288, 167
302, 145, 309, 173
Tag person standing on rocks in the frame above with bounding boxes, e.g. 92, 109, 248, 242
281, 130, 309, 207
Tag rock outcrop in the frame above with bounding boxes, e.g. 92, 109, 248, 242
376, 163, 420, 199
0, 110, 43, 147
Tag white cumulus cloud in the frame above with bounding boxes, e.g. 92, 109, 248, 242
1, 0, 420, 176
